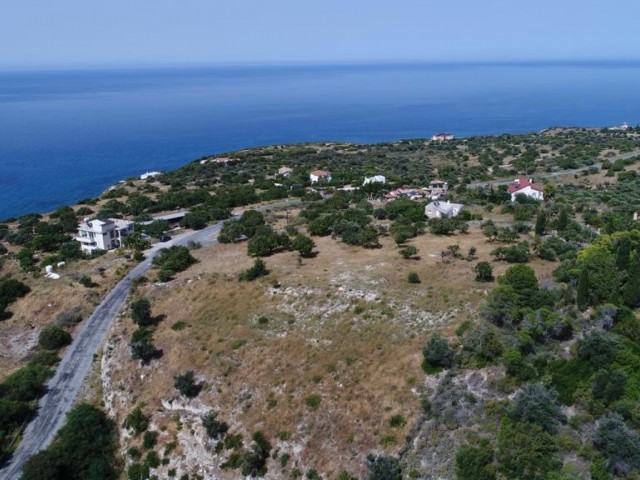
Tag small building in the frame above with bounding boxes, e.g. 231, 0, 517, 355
428, 179, 449, 199
508, 178, 544, 202
278, 166, 293, 177
384, 186, 429, 201
75, 218, 134, 253
140, 171, 162, 180
310, 169, 332, 183
432, 132, 454, 142
425, 200, 464, 219
363, 175, 386, 185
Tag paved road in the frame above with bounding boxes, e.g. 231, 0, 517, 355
1, 200, 299, 479
468, 149, 640, 189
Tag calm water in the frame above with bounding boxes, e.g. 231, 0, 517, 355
1, 62, 640, 219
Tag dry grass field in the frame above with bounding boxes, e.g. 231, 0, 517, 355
101, 217, 556, 479
0, 254, 132, 378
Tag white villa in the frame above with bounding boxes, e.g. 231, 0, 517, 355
425, 200, 464, 219
140, 171, 162, 180
432, 132, 454, 142
363, 175, 386, 185
75, 218, 135, 253
310, 169, 332, 183
508, 178, 544, 203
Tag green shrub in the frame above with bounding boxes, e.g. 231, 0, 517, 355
365, 454, 402, 480
38, 325, 72, 350
388, 415, 406, 428
142, 430, 158, 450
202, 410, 229, 440
239, 259, 268, 282
304, 394, 322, 410
594, 413, 640, 476
124, 406, 149, 436
422, 334, 454, 371
474, 262, 494, 282
407, 272, 421, 284
508, 384, 566, 433
152, 246, 196, 273
131, 298, 152, 326
21, 404, 118, 480
174, 371, 202, 398
455, 440, 496, 480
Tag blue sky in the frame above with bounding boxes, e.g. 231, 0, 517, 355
2, 0, 640, 69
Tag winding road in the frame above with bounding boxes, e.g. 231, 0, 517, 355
1, 201, 299, 479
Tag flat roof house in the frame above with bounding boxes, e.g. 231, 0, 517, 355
363, 175, 386, 185
425, 200, 464, 219
507, 178, 544, 203
310, 169, 332, 183
75, 218, 134, 253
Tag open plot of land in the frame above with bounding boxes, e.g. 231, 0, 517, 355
101, 223, 555, 479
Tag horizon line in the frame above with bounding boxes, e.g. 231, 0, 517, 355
3, 57, 640, 74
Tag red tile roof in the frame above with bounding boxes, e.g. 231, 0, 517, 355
311, 170, 331, 176
508, 178, 543, 194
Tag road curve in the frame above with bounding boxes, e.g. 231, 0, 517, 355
1, 200, 299, 479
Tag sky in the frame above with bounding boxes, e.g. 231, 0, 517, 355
2, 0, 640, 69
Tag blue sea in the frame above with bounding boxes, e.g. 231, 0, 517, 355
1, 61, 640, 220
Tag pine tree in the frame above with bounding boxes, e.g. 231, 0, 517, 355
576, 268, 590, 311
623, 253, 640, 308
616, 236, 632, 273
535, 211, 547, 236
557, 208, 569, 232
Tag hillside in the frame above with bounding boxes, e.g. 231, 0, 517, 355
2, 126, 640, 479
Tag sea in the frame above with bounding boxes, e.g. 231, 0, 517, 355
1, 61, 640, 220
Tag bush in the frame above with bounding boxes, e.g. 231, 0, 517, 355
422, 334, 454, 371
455, 441, 496, 480
291, 234, 315, 257
577, 331, 621, 368
497, 419, 561, 480
202, 410, 229, 440
124, 406, 149, 436
21, 404, 118, 480
239, 259, 268, 282
400, 246, 418, 259
142, 430, 158, 450
474, 262, 494, 282
508, 383, 566, 433
594, 413, 640, 476
38, 325, 72, 350
174, 371, 202, 398
304, 394, 322, 409
152, 246, 196, 273
365, 454, 402, 480
407, 272, 421, 284
129, 328, 161, 364
130, 297, 152, 326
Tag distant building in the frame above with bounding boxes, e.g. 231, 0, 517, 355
310, 169, 332, 183
428, 179, 449, 199
432, 133, 454, 142
608, 122, 630, 131
140, 171, 162, 180
508, 178, 544, 202
278, 166, 293, 177
363, 175, 386, 185
384, 186, 429, 201
425, 200, 464, 219
75, 218, 134, 253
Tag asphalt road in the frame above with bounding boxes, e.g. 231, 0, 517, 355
1, 200, 299, 479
